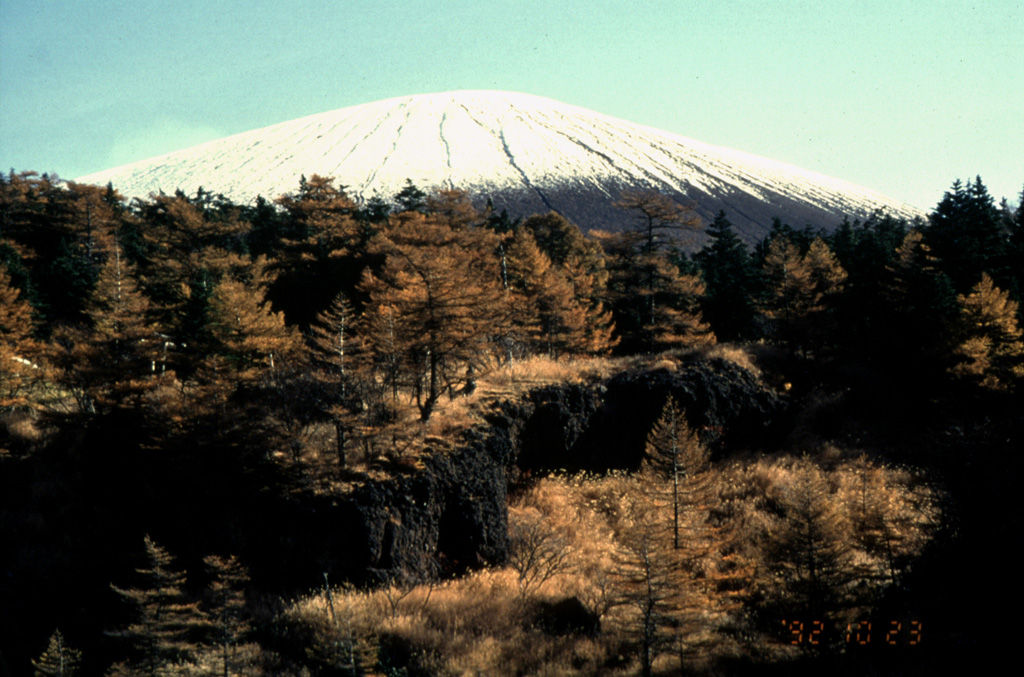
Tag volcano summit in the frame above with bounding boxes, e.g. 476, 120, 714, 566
78, 91, 923, 245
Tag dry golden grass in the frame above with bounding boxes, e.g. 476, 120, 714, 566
477, 354, 619, 399
284, 471, 767, 675
635, 342, 763, 379
715, 452, 941, 609
281, 452, 943, 673
285, 476, 620, 673
288, 566, 622, 676
699, 343, 762, 377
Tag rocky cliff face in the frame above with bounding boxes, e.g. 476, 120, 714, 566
513, 356, 786, 474
314, 355, 786, 585
337, 427, 517, 582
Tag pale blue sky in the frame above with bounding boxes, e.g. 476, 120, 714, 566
1, 0, 1021, 211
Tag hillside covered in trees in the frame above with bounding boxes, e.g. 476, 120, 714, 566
1, 171, 1022, 675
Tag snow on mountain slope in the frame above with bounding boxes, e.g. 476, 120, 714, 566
77, 91, 924, 246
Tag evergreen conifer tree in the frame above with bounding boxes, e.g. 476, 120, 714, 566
393, 179, 427, 214
1007, 186, 1024, 309
827, 212, 908, 356
926, 176, 1010, 293
485, 207, 519, 235
694, 211, 758, 340
601, 232, 713, 353
880, 230, 958, 369
243, 195, 289, 258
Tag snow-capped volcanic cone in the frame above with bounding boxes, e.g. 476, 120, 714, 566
78, 91, 923, 246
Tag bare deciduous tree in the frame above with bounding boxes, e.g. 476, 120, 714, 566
508, 507, 574, 596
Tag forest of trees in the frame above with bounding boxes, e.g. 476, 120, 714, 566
1, 170, 1022, 675
2, 172, 1022, 413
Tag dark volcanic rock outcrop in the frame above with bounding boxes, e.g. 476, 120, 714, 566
348, 428, 515, 580
266, 426, 518, 587
512, 356, 786, 474
247, 356, 785, 586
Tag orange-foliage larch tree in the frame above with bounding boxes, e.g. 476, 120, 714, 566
360, 213, 506, 420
